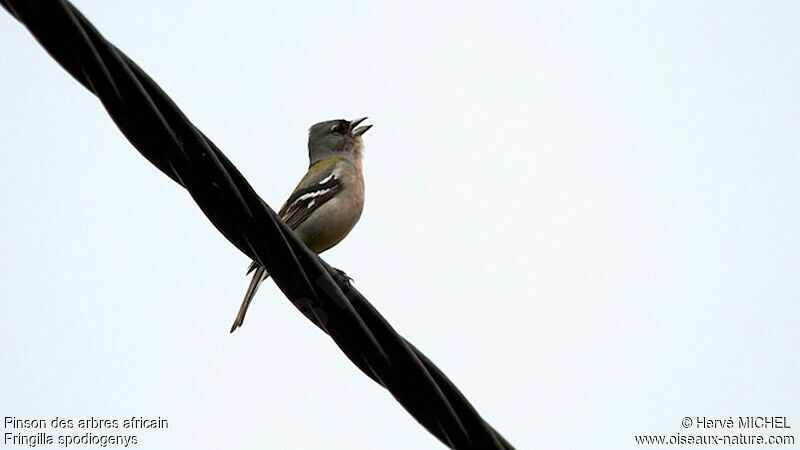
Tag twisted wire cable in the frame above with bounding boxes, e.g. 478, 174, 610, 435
1, 2, 514, 448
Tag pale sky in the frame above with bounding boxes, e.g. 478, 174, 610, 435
1, 1, 798, 449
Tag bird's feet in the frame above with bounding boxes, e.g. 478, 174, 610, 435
333, 267, 353, 284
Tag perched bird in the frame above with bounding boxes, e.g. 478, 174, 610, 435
230, 117, 372, 332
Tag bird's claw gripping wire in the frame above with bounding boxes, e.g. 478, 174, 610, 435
333, 267, 353, 284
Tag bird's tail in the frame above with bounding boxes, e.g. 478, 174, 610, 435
230, 262, 269, 333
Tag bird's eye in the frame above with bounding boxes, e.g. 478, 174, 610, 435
331, 123, 344, 134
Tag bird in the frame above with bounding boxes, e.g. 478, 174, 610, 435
229, 117, 372, 332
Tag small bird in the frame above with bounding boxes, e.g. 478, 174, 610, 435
230, 117, 372, 332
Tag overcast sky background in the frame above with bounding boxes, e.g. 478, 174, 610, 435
1, 1, 798, 449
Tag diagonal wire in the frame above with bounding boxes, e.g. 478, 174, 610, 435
1, 1, 514, 448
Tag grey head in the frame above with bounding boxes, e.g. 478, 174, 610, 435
308, 117, 372, 165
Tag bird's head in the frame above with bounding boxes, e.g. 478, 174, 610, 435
308, 117, 372, 165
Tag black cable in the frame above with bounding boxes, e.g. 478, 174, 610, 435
1, 1, 514, 448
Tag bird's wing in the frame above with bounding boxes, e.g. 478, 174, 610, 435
278, 164, 342, 230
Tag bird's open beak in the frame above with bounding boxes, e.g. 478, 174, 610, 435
350, 117, 372, 136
